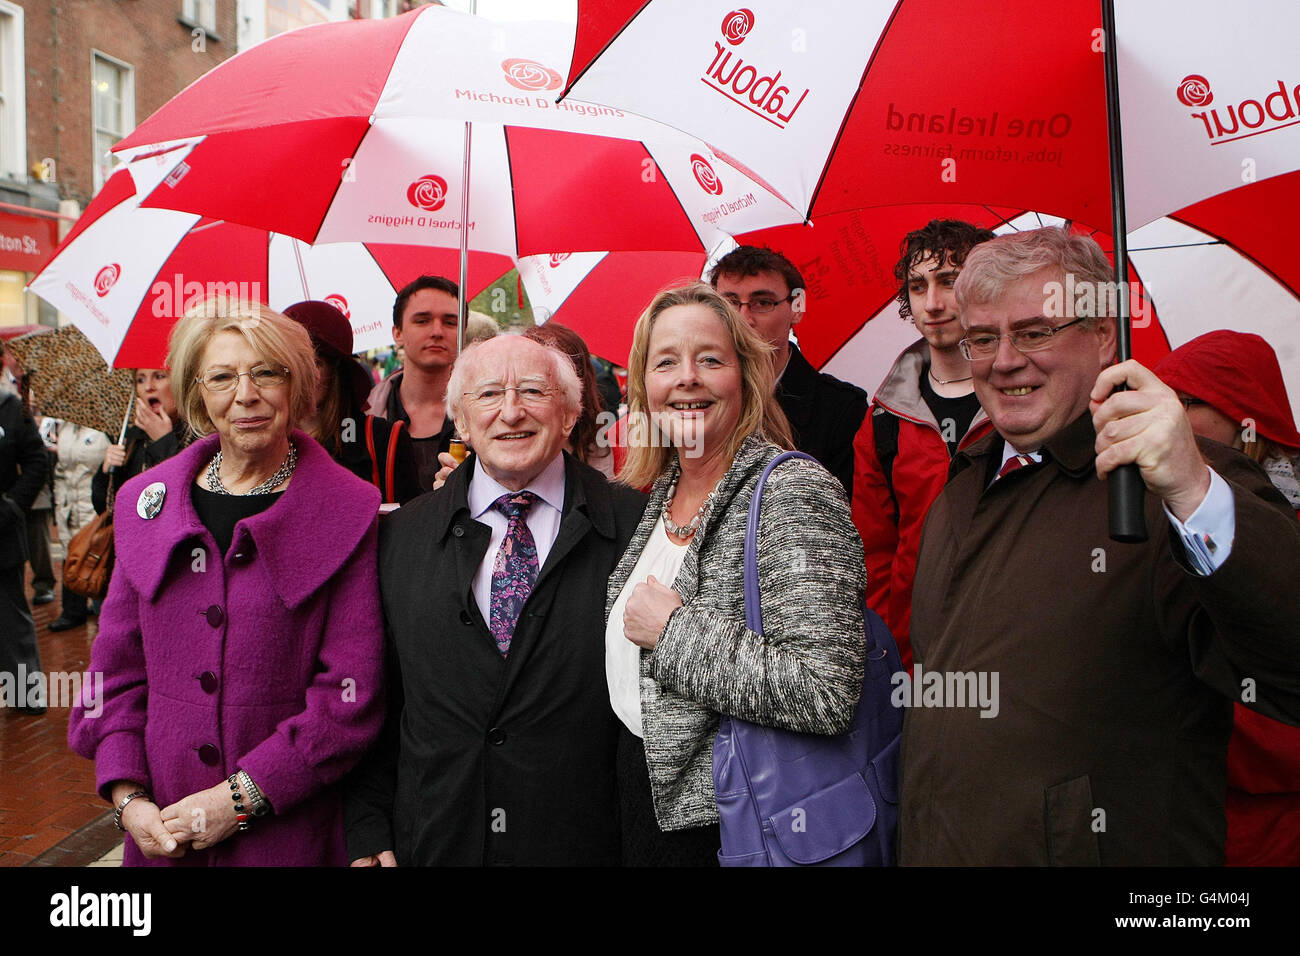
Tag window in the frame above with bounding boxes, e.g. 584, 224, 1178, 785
91, 52, 134, 194
0, 1, 25, 181
183, 0, 217, 32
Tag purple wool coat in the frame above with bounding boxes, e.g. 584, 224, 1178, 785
68, 430, 384, 866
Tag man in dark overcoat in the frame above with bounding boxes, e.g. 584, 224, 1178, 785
0, 339, 50, 715
346, 335, 646, 865
902, 227, 1300, 865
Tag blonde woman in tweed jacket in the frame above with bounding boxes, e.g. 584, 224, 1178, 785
607, 283, 866, 866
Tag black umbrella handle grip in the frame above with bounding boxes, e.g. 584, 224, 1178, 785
1108, 462, 1147, 542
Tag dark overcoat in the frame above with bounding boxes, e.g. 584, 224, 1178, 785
345, 452, 647, 866
776, 343, 868, 497
902, 412, 1300, 865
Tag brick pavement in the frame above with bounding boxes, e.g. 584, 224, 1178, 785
0, 560, 121, 868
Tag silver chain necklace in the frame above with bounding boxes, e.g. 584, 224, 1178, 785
662, 465, 720, 539
206, 442, 298, 495
928, 367, 973, 386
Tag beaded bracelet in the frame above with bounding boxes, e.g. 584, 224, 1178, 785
228, 773, 251, 832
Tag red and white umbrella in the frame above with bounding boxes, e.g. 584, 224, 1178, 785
517, 249, 708, 365
111, 4, 801, 259
563, 0, 1300, 231
27, 169, 514, 368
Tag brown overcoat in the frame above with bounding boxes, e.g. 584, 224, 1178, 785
901, 412, 1300, 865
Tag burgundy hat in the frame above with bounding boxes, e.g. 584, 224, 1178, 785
1155, 330, 1300, 450
283, 300, 374, 409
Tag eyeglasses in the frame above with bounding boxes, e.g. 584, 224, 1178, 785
720, 293, 796, 315
196, 364, 290, 392
959, 317, 1088, 360
462, 384, 556, 409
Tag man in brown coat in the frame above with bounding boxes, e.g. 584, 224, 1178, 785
901, 227, 1300, 865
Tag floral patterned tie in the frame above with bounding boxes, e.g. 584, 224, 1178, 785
488, 491, 540, 656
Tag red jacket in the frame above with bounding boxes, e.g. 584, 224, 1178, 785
851, 340, 991, 668
1156, 331, 1300, 866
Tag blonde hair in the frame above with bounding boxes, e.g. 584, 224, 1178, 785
464, 310, 500, 346
169, 300, 317, 438
618, 282, 792, 489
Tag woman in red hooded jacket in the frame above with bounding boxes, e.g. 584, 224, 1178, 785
1156, 330, 1300, 866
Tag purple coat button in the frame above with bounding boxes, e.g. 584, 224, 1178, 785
205, 605, 224, 627
199, 672, 218, 693
198, 744, 220, 765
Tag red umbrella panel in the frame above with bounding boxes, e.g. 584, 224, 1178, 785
564, 0, 1300, 233
112, 5, 802, 258
28, 169, 514, 369
517, 250, 708, 366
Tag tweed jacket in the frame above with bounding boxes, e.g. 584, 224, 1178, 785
608, 435, 867, 831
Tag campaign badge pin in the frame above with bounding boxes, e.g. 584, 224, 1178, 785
137, 482, 166, 520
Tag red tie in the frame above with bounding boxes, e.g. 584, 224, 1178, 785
997, 453, 1037, 481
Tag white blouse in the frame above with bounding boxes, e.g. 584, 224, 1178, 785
605, 515, 689, 738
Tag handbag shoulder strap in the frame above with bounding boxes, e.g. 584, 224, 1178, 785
743, 450, 818, 635
365, 415, 380, 489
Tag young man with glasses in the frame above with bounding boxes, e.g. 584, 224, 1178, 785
900, 226, 1300, 865
709, 246, 867, 495
851, 219, 995, 667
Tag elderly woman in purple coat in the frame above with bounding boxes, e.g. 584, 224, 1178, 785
69, 301, 385, 866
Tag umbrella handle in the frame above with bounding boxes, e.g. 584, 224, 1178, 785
116, 396, 134, 446
1102, 0, 1147, 543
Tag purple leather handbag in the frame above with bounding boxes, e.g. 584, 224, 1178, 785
713, 451, 902, 866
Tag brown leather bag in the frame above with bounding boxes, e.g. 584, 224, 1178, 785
62, 507, 114, 599
62, 441, 131, 600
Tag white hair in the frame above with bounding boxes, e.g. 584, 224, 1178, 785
446, 335, 582, 425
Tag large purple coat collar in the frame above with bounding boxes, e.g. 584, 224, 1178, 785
115, 429, 379, 608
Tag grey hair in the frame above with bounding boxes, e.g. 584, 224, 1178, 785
955, 227, 1115, 325
446, 335, 582, 426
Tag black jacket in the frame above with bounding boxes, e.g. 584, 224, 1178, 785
91, 423, 186, 514
0, 391, 49, 569
777, 343, 868, 496
333, 414, 421, 506
345, 452, 647, 865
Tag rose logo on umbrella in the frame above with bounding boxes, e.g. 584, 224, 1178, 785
721, 9, 754, 45
324, 294, 350, 318
690, 154, 724, 196
548, 253, 571, 268
1177, 75, 1214, 108
94, 264, 121, 298
407, 174, 448, 211
502, 58, 562, 92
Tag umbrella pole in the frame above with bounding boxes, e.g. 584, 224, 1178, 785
458, 119, 471, 359
117, 396, 133, 445
1101, 0, 1147, 543
457, 0, 476, 359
